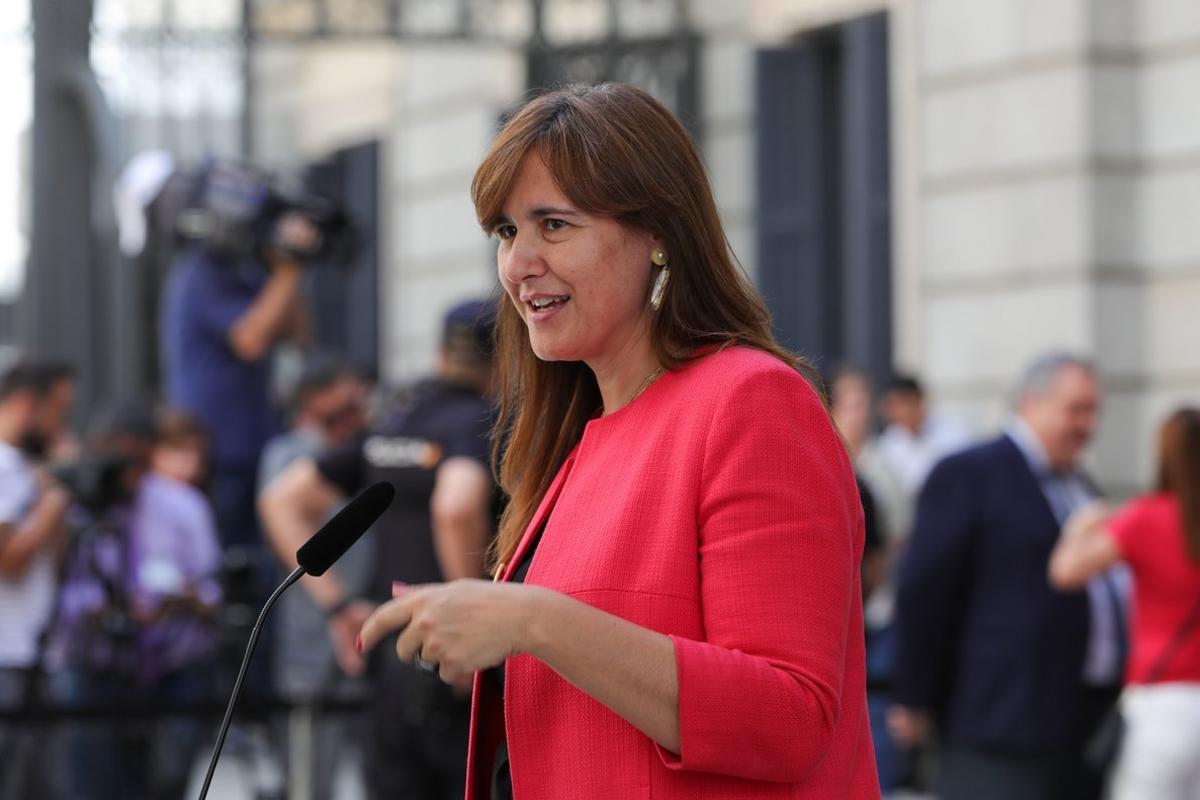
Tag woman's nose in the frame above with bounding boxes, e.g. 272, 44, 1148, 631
499, 231, 548, 284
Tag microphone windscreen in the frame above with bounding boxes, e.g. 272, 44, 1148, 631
296, 481, 395, 576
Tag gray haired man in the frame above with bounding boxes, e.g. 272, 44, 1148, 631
890, 353, 1128, 800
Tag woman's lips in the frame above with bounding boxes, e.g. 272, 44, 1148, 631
526, 295, 570, 322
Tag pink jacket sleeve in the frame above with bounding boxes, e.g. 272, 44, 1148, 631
655, 364, 862, 782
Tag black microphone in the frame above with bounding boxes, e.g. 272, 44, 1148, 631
297, 481, 395, 576
197, 480, 395, 800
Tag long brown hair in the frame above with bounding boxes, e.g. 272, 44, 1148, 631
1156, 407, 1200, 562
472, 83, 817, 569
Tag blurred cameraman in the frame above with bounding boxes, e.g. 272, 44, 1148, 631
160, 213, 316, 556
0, 359, 76, 798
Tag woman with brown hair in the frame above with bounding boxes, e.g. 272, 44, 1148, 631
1050, 407, 1200, 798
359, 83, 878, 799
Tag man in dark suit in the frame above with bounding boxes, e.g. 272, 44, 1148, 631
889, 353, 1127, 800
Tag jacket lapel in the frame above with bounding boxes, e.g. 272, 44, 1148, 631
468, 451, 578, 799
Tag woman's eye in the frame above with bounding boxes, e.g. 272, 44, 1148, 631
493, 224, 517, 240
543, 218, 567, 233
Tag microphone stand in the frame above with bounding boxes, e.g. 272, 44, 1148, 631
197, 565, 304, 800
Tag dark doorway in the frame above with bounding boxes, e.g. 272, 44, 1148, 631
755, 12, 892, 386
304, 140, 382, 373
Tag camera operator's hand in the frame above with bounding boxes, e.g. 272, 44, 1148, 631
33, 467, 71, 515
228, 226, 308, 361
269, 212, 321, 267
0, 469, 70, 577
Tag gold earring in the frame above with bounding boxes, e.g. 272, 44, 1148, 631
650, 264, 671, 311
651, 248, 668, 267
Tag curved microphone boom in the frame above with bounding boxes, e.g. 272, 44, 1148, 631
197, 481, 395, 800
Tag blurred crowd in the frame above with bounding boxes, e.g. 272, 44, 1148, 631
0, 194, 501, 799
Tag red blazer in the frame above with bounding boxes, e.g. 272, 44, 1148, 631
467, 347, 879, 799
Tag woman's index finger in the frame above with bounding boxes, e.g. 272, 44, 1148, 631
358, 594, 416, 653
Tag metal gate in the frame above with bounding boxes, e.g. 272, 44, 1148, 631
25, 0, 702, 407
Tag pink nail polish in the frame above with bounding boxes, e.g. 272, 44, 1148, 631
392, 581, 407, 596
355, 635, 363, 653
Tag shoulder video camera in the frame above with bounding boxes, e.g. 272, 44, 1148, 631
174, 158, 358, 268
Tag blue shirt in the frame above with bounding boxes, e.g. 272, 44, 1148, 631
160, 247, 278, 466
1006, 418, 1130, 686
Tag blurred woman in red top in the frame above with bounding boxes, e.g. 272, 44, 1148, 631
359, 83, 878, 799
1050, 407, 1200, 798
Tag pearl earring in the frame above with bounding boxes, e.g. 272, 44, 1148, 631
649, 249, 670, 311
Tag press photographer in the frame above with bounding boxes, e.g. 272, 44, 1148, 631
0, 359, 76, 798
49, 401, 222, 800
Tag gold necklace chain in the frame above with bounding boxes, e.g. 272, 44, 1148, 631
624, 366, 664, 409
